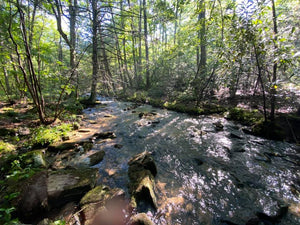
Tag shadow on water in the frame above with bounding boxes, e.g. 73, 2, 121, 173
83, 97, 300, 225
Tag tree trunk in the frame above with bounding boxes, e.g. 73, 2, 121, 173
69, 0, 78, 98
270, 0, 278, 121
143, 0, 150, 89
89, 0, 98, 103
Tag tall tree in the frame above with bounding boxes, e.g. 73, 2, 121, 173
88, 0, 98, 103
143, 0, 150, 89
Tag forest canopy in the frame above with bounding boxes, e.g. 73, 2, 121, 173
0, 0, 299, 123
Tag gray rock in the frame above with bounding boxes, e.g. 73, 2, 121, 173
128, 151, 157, 209
89, 150, 105, 166
47, 168, 98, 208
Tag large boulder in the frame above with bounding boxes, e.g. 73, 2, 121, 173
79, 185, 126, 225
16, 171, 48, 222
47, 168, 98, 208
128, 151, 157, 210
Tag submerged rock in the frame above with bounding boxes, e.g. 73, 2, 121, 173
128, 151, 158, 210
129, 213, 155, 225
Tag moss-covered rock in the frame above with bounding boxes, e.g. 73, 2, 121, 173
79, 186, 125, 225
129, 213, 155, 225
47, 168, 98, 208
21, 149, 47, 168
128, 152, 157, 210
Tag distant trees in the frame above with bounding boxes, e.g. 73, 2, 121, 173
0, 0, 299, 122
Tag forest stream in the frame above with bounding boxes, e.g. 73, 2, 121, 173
81, 97, 300, 225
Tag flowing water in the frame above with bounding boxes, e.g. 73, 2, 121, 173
83, 97, 300, 225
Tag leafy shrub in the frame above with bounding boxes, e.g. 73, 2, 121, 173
227, 107, 263, 125
0, 141, 15, 154
28, 123, 73, 148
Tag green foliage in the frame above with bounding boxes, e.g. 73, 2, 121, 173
0, 141, 15, 154
28, 123, 73, 148
227, 107, 263, 126
0, 193, 20, 225
127, 91, 148, 103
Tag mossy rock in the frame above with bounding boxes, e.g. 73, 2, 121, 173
21, 149, 47, 168
128, 152, 158, 209
79, 186, 125, 225
0, 140, 16, 155
128, 151, 157, 178
47, 168, 99, 208
80, 185, 124, 206
129, 213, 155, 225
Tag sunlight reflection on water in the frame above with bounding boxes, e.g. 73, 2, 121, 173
84, 97, 300, 224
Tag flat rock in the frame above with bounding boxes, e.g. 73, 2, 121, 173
94, 131, 116, 139
47, 168, 98, 208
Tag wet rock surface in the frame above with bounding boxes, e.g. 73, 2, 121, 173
80, 97, 299, 225
47, 168, 98, 208
128, 213, 155, 225
128, 151, 158, 210
79, 185, 127, 225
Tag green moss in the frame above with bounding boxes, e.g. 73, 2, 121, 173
227, 107, 263, 126
0, 141, 16, 154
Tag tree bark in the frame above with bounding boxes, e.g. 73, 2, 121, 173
89, 0, 98, 103
143, 0, 150, 89
270, 0, 278, 121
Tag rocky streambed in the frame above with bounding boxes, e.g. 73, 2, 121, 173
4, 97, 300, 225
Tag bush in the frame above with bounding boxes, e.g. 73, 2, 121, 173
28, 123, 73, 148
227, 107, 263, 126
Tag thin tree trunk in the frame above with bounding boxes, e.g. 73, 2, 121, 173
128, 0, 137, 87
254, 44, 267, 122
270, 0, 278, 121
143, 0, 150, 89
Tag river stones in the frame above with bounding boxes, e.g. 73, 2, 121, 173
129, 213, 155, 225
128, 151, 158, 210
79, 185, 126, 225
